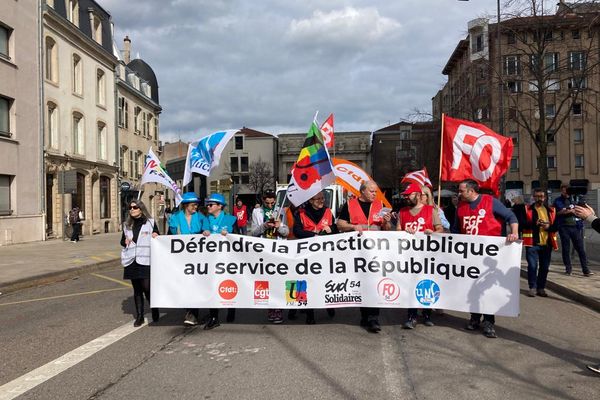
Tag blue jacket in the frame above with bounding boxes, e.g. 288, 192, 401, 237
206, 212, 237, 233
552, 195, 583, 229
168, 210, 207, 234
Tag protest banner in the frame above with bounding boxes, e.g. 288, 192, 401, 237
151, 231, 521, 317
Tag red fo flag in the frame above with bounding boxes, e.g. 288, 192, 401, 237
320, 114, 334, 149
401, 168, 432, 188
441, 115, 513, 192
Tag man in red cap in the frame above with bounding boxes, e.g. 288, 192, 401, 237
397, 183, 443, 329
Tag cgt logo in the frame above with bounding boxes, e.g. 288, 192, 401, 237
218, 279, 238, 301
254, 281, 269, 302
377, 278, 400, 302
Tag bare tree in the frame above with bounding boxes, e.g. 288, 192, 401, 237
248, 158, 275, 196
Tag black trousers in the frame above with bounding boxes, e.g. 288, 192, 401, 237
470, 313, 495, 324
70, 223, 81, 241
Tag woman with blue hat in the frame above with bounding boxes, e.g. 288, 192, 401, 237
168, 192, 209, 326
202, 193, 237, 329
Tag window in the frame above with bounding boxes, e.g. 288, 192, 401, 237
97, 122, 107, 160
510, 158, 519, 172
47, 102, 58, 148
477, 85, 487, 96
543, 53, 559, 73
230, 156, 239, 172
574, 128, 583, 142
0, 175, 12, 215
504, 56, 520, 75
506, 81, 522, 93
75, 172, 85, 215
153, 116, 158, 140
547, 129, 556, 143
572, 103, 582, 116
147, 114, 153, 140
508, 107, 517, 120
92, 15, 102, 45
572, 30, 580, 39
120, 146, 127, 176
133, 151, 139, 178
472, 33, 484, 53
569, 51, 586, 70
134, 107, 141, 133
399, 130, 411, 140
509, 131, 519, 146
138, 152, 144, 177
100, 176, 110, 218
124, 101, 129, 129
118, 97, 125, 127
235, 136, 244, 150
544, 30, 553, 41
569, 76, 587, 90
129, 150, 134, 178
476, 107, 489, 121
72, 112, 84, 154
547, 156, 556, 168
0, 96, 11, 137
143, 112, 149, 137
72, 54, 82, 95
45, 37, 58, 82
575, 154, 584, 168
96, 69, 105, 106
241, 175, 250, 184
67, 0, 79, 26
545, 104, 555, 118
0, 24, 10, 59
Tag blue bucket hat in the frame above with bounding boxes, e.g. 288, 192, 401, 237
205, 193, 226, 206
181, 192, 200, 204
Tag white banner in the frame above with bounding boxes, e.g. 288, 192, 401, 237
151, 232, 522, 317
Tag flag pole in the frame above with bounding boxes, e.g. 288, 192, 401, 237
437, 114, 445, 208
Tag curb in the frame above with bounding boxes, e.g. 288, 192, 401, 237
0, 258, 121, 294
519, 268, 600, 313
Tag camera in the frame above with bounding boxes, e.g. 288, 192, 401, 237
566, 186, 587, 207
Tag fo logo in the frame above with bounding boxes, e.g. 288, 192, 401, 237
218, 279, 238, 300
415, 279, 440, 306
377, 278, 400, 302
254, 281, 269, 302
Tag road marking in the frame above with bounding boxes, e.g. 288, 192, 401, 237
0, 321, 144, 400
91, 273, 132, 288
0, 288, 127, 307
380, 331, 416, 400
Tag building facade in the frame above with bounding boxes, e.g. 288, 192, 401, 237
116, 36, 162, 224
435, 4, 600, 198
43, 0, 119, 238
0, 0, 45, 245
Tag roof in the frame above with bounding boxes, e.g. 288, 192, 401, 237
127, 59, 159, 103
238, 127, 275, 138
442, 39, 469, 75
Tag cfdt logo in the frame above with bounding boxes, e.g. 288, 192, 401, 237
377, 278, 400, 302
218, 279, 238, 301
285, 280, 308, 306
415, 279, 440, 306
254, 281, 269, 304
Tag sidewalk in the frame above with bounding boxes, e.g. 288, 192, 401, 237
0, 233, 121, 293
0, 232, 598, 313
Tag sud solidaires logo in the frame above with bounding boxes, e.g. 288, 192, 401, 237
286, 280, 308, 306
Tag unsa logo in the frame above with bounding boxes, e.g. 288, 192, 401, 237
415, 279, 441, 306
218, 279, 238, 300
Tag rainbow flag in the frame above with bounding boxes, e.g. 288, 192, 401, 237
286, 121, 335, 206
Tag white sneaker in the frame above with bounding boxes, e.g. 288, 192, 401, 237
587, 364, 600, 375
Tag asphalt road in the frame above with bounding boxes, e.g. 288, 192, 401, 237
0, 267, 599, 400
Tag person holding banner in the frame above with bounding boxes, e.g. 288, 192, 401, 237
202, 193, 237, 329
291, 191, 338, 324
455, 179, 519, 339
250, 190, 289, 324
337, 180, 392, 333
168, 192, 209, 327
397, 183, 443, 329
120, 200, 160, 327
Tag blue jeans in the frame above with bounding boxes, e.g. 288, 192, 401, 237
525, 245, 552, 289
558, 225, 589, 274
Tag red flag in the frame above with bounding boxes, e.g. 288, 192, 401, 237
441, 115, 513, 192
320, 114, 334, 149
401, 168, 432, 188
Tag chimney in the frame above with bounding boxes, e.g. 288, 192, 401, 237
123, 36, 131, 64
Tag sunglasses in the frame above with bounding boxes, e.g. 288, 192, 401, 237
206, 203, 219, 207
129, 206, 139, 210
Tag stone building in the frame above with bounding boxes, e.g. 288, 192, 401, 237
435, 3, 600, 200
43, 0, 119, 238
0, 0, 45, 245
116, 36, 162, 223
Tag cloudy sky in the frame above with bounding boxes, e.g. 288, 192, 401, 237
100, 0, 497, 142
